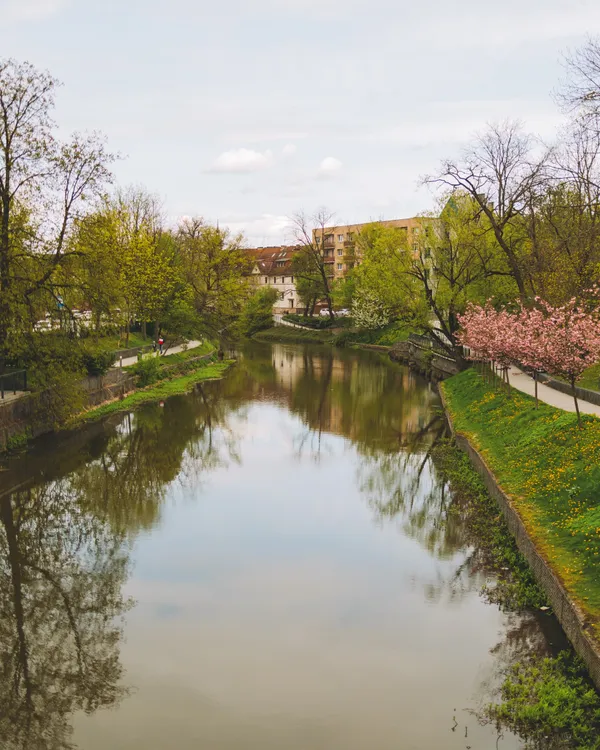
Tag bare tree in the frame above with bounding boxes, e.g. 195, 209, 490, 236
424, 121, 549, 299
289, 208, 336, 319
0, 58, 114, 362
558, 37, 600, 132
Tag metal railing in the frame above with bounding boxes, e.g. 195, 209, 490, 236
0, 369, 28, 399
408, 333, 459, 359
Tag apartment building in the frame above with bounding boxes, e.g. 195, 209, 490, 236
246, 245, 302, 313
313, 216, 424, 280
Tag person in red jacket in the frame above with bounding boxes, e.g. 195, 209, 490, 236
158, 336, 164, 355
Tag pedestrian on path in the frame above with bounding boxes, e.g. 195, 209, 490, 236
158, 336, 164, 355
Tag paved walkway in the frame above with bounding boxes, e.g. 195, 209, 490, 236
506, 365, 600, 417
115, 340, 203, 368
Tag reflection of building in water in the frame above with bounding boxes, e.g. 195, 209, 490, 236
264, 345, 438, 447
271, 344, 306, 390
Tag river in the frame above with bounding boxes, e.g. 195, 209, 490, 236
0, 341, 565, 749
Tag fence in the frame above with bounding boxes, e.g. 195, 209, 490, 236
407, 333, 457, 358
0, 369, 27, 399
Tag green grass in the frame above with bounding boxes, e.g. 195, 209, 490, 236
76, 360, 233, 422
97, 332, 148, 350
576, 363, 600, 392
253, 326, 336, 344
442, 368, 600, 636
333, 321, 416, 348
159, 340, 214, 363
123, 341, 215, 371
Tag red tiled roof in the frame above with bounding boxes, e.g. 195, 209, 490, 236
245, 245, 300, 275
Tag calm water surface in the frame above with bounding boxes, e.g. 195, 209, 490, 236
0, 342, 564, 749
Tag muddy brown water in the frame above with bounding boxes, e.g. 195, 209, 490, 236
0, 342, 567, 749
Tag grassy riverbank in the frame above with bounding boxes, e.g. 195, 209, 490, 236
253, 327, 336, 344
442, 368, 600, 637
78, 360, 233, 423
432, 439, 546, 610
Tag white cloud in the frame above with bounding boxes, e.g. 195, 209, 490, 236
222, 214, 291, 245
317, 156, 342, 178
210, 148, 274, 173
282, 144, 297, 156
0, 0, 68, 23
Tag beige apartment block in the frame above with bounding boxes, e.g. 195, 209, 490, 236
313, 217, 425, 280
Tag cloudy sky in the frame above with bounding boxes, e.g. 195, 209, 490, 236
1, 0, 598, 244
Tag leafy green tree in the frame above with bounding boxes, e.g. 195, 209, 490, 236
238, 287, 278, 337
352, 197, 516, 357
0, 59, 113, 366
174, 217, 251, 337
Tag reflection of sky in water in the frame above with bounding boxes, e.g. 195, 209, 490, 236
73, 386, 525, 750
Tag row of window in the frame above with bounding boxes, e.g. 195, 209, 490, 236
315, 232, 355, 244
264, 276, 294, 284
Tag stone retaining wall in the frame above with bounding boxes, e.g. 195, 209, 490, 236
390, 340, 461, 380
440, 387, 600, 690
0, 369, 135, 451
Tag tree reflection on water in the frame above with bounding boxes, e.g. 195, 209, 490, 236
0, 341, 574, 748
0, 484, 130, 749
0, 374, 245, 747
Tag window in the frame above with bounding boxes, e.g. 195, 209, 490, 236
290, 276, 294, 283
264, 277, 268, 284
316, 236, 321, 244
337, 249, 343, 256
289, 299, 294, 308
281, 277, 284, 284
338, 234, 344, 242
337, 263, 343, 270
347, 232, 354, 240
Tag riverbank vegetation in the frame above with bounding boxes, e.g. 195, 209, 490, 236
432, 439, 546, 610
0, 59, 260, 430
78, 359, 233, 423
253, 327, 336, 345
442, 368, 600, 635
482, 652, 600, 750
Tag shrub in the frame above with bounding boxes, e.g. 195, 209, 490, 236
132, 355, 161, 386
81, 343, 116, 376
239, 288, 279, 337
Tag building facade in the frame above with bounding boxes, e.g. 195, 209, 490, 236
313, 216, 424, 281
246, 246, 302, 314
246, 216, 425, 315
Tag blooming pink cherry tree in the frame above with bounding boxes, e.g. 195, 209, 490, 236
528, 297, 600, 426
458, 295, 600, 426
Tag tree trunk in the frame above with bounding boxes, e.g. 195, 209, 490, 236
141, 320, 147, 340
0, 493, 33, 709
0, 174, 12, 368
571, 377, 582, 428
